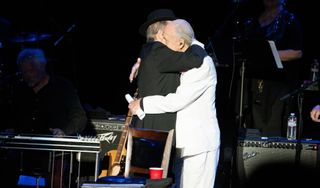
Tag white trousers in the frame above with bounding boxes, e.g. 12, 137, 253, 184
180, 149, 220, 188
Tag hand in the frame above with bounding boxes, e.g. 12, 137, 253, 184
310, 105, 320, 122
129, 58, 141, 83
49, 128, 66, 137
128, 99, 141, 115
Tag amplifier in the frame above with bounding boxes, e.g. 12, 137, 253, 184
81, 118, 125, 162
79, 118, 125, 184
236, 137, 320, 185
91, 119, 125, 157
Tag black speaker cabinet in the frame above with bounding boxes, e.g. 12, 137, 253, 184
236, 137, 320, 186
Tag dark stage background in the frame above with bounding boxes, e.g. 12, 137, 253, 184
1, 0, 320, 187
0, 0, 319, 134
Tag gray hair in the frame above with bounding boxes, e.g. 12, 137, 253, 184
172, 19, 194, 46
146, 21, 168, 42
17, 48, 47, 66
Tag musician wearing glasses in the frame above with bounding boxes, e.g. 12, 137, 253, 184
0, 48, 87, 187
6, 48, 87, 136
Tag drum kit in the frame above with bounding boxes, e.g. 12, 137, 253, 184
0, 16, 76, 81
9, 32, 51, 43
0, 17, 52, 46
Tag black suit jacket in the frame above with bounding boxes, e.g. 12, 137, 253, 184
134, 41, 207, 132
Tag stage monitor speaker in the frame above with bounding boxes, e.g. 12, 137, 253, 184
236, 137, 320, 186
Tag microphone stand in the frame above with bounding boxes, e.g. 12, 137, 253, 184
279, 78, 320, 101
54, 24, 76, 47
280, 78, 320, 141
53, 23, 78, 88
280, 78, 320, 166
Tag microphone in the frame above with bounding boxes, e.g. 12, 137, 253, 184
66, 24, 76, 33
125, 94, 145, 120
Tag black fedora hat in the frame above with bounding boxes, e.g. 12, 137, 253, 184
139, 9, 177, 36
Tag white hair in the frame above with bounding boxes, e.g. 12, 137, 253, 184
171, 19, 194, 46
17, 48, 47, 66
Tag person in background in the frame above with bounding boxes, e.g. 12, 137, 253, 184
0, 48, 87, 187
9, 48, 87, 135
129, 19, 220, 188
240, 0, 303, 136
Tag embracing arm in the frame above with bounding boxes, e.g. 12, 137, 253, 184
142, 58, 213, 113
128, 40, 207, 82
155, 40, 207, 73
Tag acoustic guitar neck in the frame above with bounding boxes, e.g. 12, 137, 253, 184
113, 90, 138, 163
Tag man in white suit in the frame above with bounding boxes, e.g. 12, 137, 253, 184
129, 19, 220, 188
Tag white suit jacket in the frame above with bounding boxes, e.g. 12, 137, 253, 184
142, 54, 220, 157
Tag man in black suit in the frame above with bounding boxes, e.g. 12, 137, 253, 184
131, 9, 206, 132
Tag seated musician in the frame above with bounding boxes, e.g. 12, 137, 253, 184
0, 48, 87, 187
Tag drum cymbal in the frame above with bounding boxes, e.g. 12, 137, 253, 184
10, 32, 51, 43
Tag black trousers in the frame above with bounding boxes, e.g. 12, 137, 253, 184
237, 78, 297, 137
